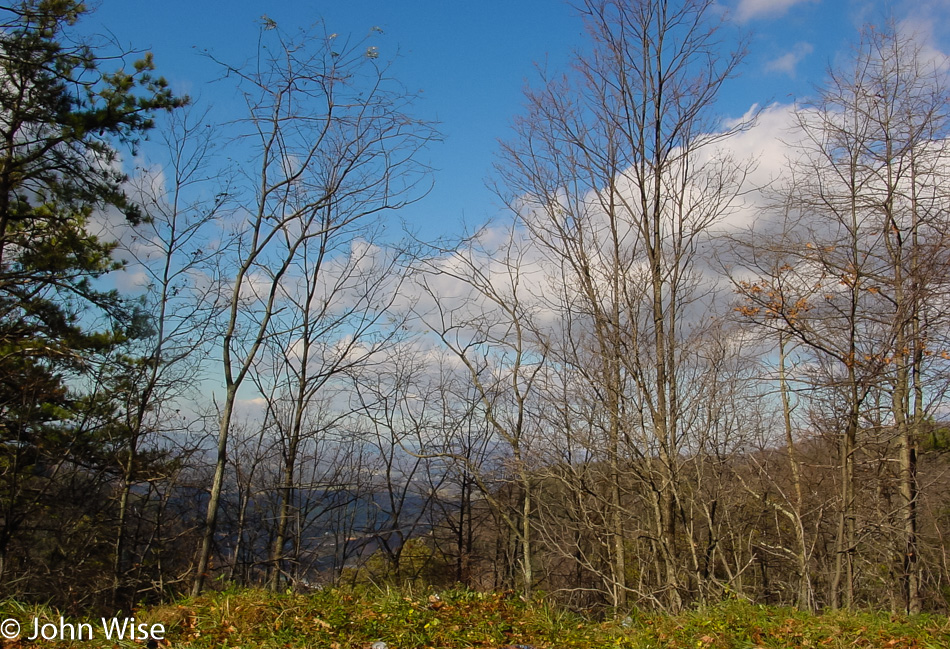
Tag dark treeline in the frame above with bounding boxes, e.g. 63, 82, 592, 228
2, 0, 950, 616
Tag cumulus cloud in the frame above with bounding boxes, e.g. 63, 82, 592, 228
896, 12, 950, 73
764, 42, 815, 76
735, 0, 818, 22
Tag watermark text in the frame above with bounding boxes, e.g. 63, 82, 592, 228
0, 616, 165, 642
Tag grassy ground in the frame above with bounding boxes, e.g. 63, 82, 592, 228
2, 587, 949, 648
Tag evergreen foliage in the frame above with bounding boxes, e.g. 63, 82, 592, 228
0, 0, 184, 586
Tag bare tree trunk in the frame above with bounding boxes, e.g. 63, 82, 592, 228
778, 333, 814, 611
194, 389, 236, 595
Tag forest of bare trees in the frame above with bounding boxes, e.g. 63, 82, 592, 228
4, 0, 950, 616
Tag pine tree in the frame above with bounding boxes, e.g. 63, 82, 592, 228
0, 0, 184, 594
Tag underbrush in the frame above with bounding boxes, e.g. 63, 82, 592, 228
2, 589, 949, 648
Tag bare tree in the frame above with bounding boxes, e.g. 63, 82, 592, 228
248, 220, 411, 590
732, 24, 950, 612
496, 0, 749, 610
192, 22, 435, 595
106, 105, 228, 605
345, 344, 452, 583
413, 227, 548, 595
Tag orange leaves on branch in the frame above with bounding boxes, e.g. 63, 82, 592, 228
735, 279, 809, 322
738, 280, 764, 295
787, 298, 810, 319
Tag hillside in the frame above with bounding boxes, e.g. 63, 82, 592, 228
1, 588, 948, 649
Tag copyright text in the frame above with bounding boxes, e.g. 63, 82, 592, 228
0, 616, 165, 641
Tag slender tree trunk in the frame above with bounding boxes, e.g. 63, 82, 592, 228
521, 479, 533, 593
832, 389, 858, 610
269, 404, 303, 591
270, 458, 296, 590
903, 151, 923, 615
112, 472, 133, 606
194, 388, 235, 595
778, 333, 814, 611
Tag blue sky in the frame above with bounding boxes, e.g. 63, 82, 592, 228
73, 0, 950, 419
84, 0, 950, 237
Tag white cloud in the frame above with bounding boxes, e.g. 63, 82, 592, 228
691, 103, 800, 231
735, 0, 818, 22
896, 11, 950, 73
114, 268, 150, 292
764, 42, 815, 76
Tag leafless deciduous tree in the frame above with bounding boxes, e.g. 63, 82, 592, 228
496, 0, 749, 610
250, 223, 410, 590
192, 23, 435, 595
413, 228, 548, 595
107, 105, 228, 605
732, 25, 950, 612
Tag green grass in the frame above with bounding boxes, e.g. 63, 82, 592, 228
2, 589, 949, 648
